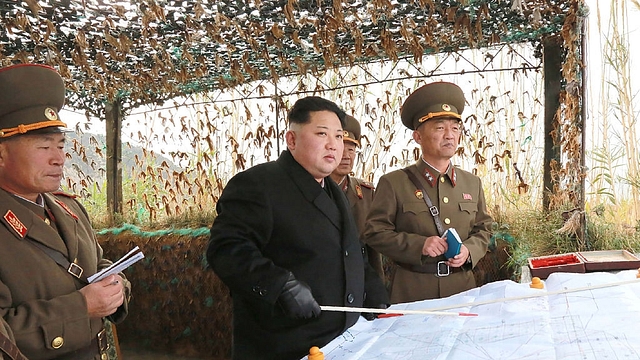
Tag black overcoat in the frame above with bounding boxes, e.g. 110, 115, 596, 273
207, 150, 388, 360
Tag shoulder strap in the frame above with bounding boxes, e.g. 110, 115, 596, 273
27, 240, 88, 285
402, 168, 445, 236
0, 331, 28, 360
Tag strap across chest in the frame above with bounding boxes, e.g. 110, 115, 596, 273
402, 168, 445, 236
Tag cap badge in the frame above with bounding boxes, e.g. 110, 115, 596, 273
415, 189, 423, 200
44, 107, 58, 120
442, 104, 451, 111
343, 130, 349, 137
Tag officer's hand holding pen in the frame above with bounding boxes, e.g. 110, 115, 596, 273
422, 235, 448, 257
79, 274, 125, 318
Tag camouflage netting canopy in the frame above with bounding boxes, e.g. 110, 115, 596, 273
1, 0, 574, 115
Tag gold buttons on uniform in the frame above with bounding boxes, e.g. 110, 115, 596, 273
101, 353, 108, 360
443, 197, 449, 203
51, 336, 64, 349
444, 218, 451, 225
440, 177, 445, 183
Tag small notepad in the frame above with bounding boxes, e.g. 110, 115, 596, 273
443, 228, 462, 259
88, 246, 144, 283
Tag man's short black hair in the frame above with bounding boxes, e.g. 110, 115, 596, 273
287, 96, 346, 126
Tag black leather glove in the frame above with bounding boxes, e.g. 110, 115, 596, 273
362, 303, 389, 321
277, 273, 321, 319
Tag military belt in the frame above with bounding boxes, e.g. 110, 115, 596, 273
396, 261, 466, 277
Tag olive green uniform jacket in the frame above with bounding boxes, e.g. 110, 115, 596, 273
363, 160, 492, 303
0, 189, 130, 360
342, 176, 384, 280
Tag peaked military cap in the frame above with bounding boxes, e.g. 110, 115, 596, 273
343, 115, 361, 146
0, 64, 68, 139
400, 82, 465, 130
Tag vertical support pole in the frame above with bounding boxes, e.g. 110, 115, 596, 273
105, 100, 123, 224
543, 37, 563, 211
274, 81, 280, 155
579, 15, 588, 248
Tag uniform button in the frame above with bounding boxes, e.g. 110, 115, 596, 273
44, 218, 51, 225
443, 197, 449, 203
347, 293, 355, 304
252, 286, 267, 296
440, 177, 445, 183
345, 250, 349, 257
361, 247, 366, 255
101, 353, 108, 360
444, 218, 451, 224
51, 336, 64, 349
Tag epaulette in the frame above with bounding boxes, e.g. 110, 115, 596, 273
51, 191, 78, 199
360, 181, 375, 190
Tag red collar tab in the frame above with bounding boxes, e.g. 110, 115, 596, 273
4, 210, 27, 238
450, 168, 457, 187
422, 168, 437, 187
423, 167, 456, 187
54, 199, 78, 220
341, 177, 349, 192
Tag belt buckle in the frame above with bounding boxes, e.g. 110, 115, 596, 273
436, 261, 450, 277
67, 263, 83, 279
429, 206, 439, 216
97, 328, 110, 352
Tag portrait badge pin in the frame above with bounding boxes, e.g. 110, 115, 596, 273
415, 190, 423, 200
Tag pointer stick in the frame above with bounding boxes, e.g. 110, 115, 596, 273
320, 305, 478, 317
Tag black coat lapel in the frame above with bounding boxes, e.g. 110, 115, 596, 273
277, 151, 342, 230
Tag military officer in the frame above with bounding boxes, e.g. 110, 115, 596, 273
0, 64, 131, 360
329, 115, 384, 280
363, 81, 493, 303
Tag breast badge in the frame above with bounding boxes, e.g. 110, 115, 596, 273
415, 189, 424, 200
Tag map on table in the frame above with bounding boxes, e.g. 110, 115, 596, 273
306, 270, 640, 360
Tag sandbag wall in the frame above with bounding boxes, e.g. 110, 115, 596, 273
98, 231, 232, 360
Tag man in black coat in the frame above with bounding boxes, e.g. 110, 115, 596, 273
207, 96, 389, 360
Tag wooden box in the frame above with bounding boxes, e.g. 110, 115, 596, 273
527, 253, 585, 279
577, 250, 640, 272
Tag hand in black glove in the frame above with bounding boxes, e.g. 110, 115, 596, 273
277, 273, 321, 319
362, 303, 389, 321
